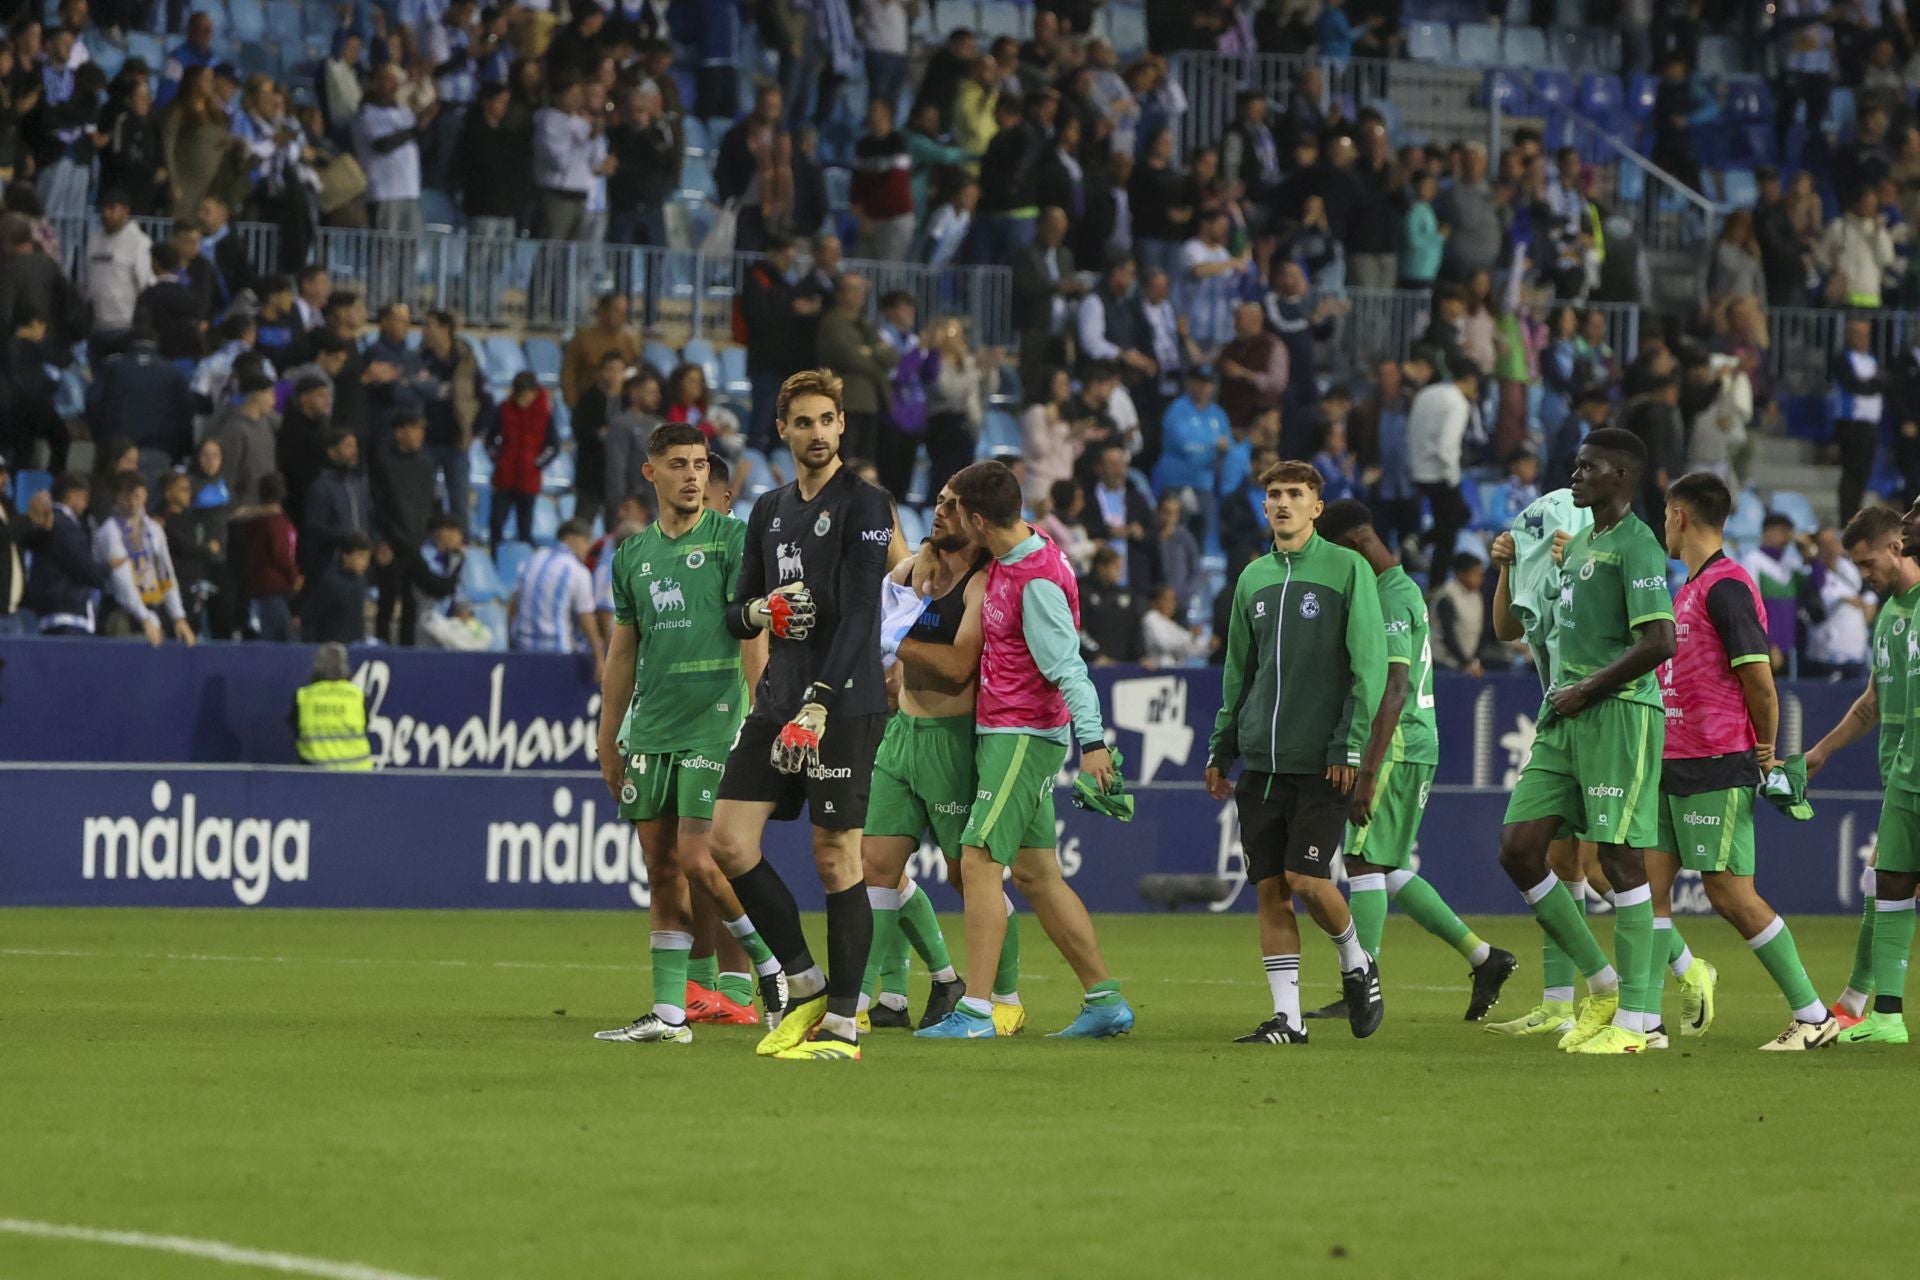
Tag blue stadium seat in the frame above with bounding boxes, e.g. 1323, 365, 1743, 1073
494, 539, 533, 588
1109, 5, 1147, 55
267, 0, 303, 42
229, 0, 267, 42
1696, 34, 1736, 76
1532, 70, 1575, 113
1481, 69, 1529, 113
301, 0, 336, 37
127, 31, 164, 70
14, 468, 51, 509
1724, 488, 1764, 546
1454, 23, 1500, 66
897, 505, 927, 545
682, 116, 711, 155
1769, 490, 1818, 535
524, 336, 563, 387
1617, 161, 1645, 202
532, 496, 561, 544
681, 338, 721, 391
467, 438, 492, 485
482, 335, 529, 390
196, 2, 230, 40
736, 447, 776, 504
550, 394, 572, 442
719, 344, 749, 398
1626, 74, 1659, 121
237, 42, 276, 76
1406, 22, 1453, 62
1822, 86, 1856, 135
680, 153, 718, 201
824, 166, 852, 212
1725, 77, 1772, 123
1578, 73, 1623, 122
543, 450, 575, 491
1503, 26, 1548, 68
980, 408, 1020, 455
91, 41, 126, 79
469, 486, 491, 540
462, 546, 505, 602
644, 340, 679, 376
472, 600, 509, 650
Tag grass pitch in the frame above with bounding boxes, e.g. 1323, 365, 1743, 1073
3, 909, 1917, 1280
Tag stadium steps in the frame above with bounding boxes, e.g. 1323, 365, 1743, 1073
1746, 436, 1841, 529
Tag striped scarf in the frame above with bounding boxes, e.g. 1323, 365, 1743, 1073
816, 0, 859, 78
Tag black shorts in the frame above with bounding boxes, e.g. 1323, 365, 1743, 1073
718, 712, 887, 831
1235, 771, 1344, 882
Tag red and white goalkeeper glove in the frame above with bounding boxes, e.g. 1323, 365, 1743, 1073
748, 582, 816, 640
771, 685, 831, 774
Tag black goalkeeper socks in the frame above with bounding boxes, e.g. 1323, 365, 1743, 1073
823, 884, 874, 1019
727, 860, 814, 977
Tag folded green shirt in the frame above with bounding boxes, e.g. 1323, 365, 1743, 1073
1071, 745, 1134, 822
1759, 754, 1814, 822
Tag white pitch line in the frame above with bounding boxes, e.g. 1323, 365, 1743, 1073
0, 1218, 439, 1280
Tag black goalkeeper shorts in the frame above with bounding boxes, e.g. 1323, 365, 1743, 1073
719, 713, 887, 831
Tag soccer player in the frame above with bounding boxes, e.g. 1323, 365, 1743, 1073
592, 424, 787, 1044
712, 369, 895, 1063
1204, 461, 1387, 1046
856, 504, 996, 1032
914, 460, 1136, 1040
1311, 500, 1517, 1021
1805, 506, 1920, 1030
1497, 429, 1675, 1055
1650, 473, 1836, 1050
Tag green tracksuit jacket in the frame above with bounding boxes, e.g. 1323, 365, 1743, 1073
1208, 533, 1388, 775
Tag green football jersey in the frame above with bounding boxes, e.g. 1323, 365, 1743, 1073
1871, 583, 1919, 785
1551, 513, 1674, 711
613, 509, 748, 753
1376, 565, 1438, 765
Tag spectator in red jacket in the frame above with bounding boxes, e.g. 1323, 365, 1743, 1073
851, 96, 916, 264
486, 371, 557, 552
241, 472, 301, 642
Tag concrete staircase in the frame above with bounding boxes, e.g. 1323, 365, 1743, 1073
1747, 432, 1841, 528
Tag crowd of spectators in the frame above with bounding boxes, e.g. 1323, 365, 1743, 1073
0, 0, 1912, 665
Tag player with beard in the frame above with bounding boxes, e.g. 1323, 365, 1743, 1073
713, 369, 895, 1062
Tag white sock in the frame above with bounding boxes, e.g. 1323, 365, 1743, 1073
786, 964, 826, 1000
753, 955, 783, 977
1264, 954, 1301, 1028
877, 992, 908, 1011
1348, 872, 1387, 895
930, 965, 958, 983
1326, 920, 1368, 972
1839, 987, 1871, 1016
1586, 965, 1620, 996
1522, 873, 1560, 906
856, 992, 872, 1014
820, 1011, 859, 1042
1544, 986, 1576, 1004
900, 879, 920, 905
1561, 877, 1588, 908
992, 991, 1021, 1005
959, 995, 992, 1017
1384, 868, 1415, 897
1467, 940, 1493, 966
1794, 1000, 1829, 1024
865, 887, 902, 911
1654, 916, 1695, 977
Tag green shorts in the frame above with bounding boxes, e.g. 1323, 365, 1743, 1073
961, 732, 1068, 866
618, 745, 729, 823
1344, 759, 1433, 870
1655, 787, 1756, 875
1877, 789, 1920, 875
1503, 698, 1663, 848
864, 712, 977, 858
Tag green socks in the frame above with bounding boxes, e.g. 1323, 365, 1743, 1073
724, 916, 776, 969
1085, 978, 1123, 1004
861, 890, 904, 1002
1612, 891, 1655, 1019
995, 893, 1021, 999
898, 882, 954, 977
1748, 916, 1820, 1013
1850, 884, 1878, 995
1871, 899, 1916, 1012
1348, 874, 1389, 958
1525, 879, 1613, 983
715, 972, 755, 1004
650, 931, 692, 1021
1389, 870, 1485, 961
687, 954, 718, 990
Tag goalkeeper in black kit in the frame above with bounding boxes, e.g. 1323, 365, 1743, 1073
710, 369, 894, 1063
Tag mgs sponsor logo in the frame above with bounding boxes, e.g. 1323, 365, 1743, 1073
859, 527, 892, 544
82, 780, 310, 905
1631, 577, 1668, 591
486, 786, 650, 907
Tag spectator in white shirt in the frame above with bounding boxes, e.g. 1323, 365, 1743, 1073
1408, 366, 1479, 584
1139, 584, 1206, 666
534, 77, 610, 242
353, 65, 436, 235
93, 471, 195, 647
1177, 210, 1247, 354
1805, 524, 1872, 678
84, 191, 153, 353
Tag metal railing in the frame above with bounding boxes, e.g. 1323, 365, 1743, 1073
1536, 106, 1729, 261
52, 214, 285, 287
1766, 307, 1916, 400
1325, 287, 1641, 375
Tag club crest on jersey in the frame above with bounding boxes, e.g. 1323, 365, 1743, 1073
620, 782, 637, 805
777, 541, 804, 580
649, 578, 686, 612
1299, 591, 1320, 619
1579, 559, 1596, 580
685, 548, 706, 569
1897, 617, 1908, 636
814, 512, 833, 537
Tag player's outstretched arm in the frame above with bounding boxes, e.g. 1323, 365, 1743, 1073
1807, 683, 1878, 777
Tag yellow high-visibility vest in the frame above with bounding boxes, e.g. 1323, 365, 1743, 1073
295, 680, 373, 771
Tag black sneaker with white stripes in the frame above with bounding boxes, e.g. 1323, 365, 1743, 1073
1233, 1016, 1308, 1045
1464, 947, 1519, 1021
758, 969, 789, 1030
1342, 958, 1385, 1039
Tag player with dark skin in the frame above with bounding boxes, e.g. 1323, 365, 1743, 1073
1868, 497, 1920, 918
1495, 441, 1676, 900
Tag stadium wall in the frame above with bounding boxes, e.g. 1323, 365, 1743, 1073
0, 642, 1883, 914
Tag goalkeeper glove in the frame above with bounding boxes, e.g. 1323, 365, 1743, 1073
748, 582, 816, 640
771, 683, 831, 774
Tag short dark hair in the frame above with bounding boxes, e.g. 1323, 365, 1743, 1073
52, 471, 88, 502
1452, 552, 1484, 575
948, 460, 1024, 527
324, 428, 357, 454
1762, 512, 1796, 532
557, 518, 593, 541
113, 470, 149, 500
1581, 426, 1647, 471
340, 532, 374, 555
648, 421, 708, 457
706, 455, 731, 487
1316, 498, 1373, 544
297, 263, 328, 288
1666, 471, 1732, 528
324, 289, 361, 316
151, 242, 182, 272
1259, 459, 1323, 494
258, 472, 287, 504
879, 289, 914, 311
1844, 505, 1903, 548
1048, 478, 1080, 512
259, 273, 293, 299
428, 511, 463, 534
